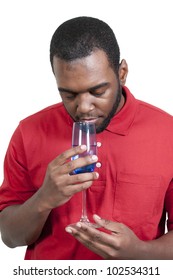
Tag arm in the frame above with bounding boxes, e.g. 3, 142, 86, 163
0, 195, 51, 248
0, 145, 98, 248
65, 214, 173, 259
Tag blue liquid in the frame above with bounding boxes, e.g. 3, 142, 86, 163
72, 144, 97, 174
72, 163, 96, 174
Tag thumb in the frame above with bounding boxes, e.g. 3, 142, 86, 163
93, 214, 122, 234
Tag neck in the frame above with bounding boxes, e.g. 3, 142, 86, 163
116, 93, 125, 114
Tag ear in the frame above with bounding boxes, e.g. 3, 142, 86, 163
118, 59, 128, 86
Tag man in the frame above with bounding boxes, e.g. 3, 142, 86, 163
0, 16, 173, 260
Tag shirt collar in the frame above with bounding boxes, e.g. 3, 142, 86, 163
105, 86, 138, 135
67, 86, 138, 136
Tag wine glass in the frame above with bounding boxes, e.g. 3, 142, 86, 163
71, 121, 98, 227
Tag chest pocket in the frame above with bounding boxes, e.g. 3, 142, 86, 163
113, 172, 162, 228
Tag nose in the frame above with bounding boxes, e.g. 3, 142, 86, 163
76, 92, 94, 114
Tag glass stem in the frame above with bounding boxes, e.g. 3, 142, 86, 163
80, 189, 89, 223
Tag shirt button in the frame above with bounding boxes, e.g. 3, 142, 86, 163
96, 162, 102, 168
97, 142, 102, 147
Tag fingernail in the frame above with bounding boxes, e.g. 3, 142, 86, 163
91, 155, 98, 161
65, 227, 73, 233
94, 214, 101, 220
76, 222, 82, 228
95, 172, 99, 178
80, 145, 87, 150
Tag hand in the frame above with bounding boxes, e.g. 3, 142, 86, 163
37, 145, 99, 210
65, 214, 146, 259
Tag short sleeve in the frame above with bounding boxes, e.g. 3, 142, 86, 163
0, 125, 36, 211
165, 179, 173, 231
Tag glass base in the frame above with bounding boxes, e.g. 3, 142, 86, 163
80, 216, 100, 228
69, 217, 100, 228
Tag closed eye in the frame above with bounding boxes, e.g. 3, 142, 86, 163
64, 93, 76, 100
92, 92, 105, 97
89, 89, 106, 97
58, 82, 109, 98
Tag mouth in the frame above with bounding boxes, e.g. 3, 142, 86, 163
77, 118, 98, 123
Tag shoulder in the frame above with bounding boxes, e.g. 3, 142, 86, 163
137, 99, 173, 124
124, 86, 172, 121
123, 86, 173, 131
21, 102, 65, 122
16, 102, 71, 138
19, 102, 69, 128
138, 99, 172, 116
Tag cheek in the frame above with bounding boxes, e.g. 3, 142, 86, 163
99, 99, 115, 114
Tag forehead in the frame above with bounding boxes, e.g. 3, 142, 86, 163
53, 49, 115, 89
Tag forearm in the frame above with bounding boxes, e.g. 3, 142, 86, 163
138, 231, 173, 260
0, 190, 51, 248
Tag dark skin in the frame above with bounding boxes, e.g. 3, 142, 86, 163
0, 145, 99, 247
0, 49, 173, 259
54, 49, 173, 259
65, 215, 173, 260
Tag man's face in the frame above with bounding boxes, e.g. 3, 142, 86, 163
53, 49, 125, 133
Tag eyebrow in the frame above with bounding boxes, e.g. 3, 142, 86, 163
58, 82, 110, 95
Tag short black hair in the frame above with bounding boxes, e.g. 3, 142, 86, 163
50, 16, 120, 74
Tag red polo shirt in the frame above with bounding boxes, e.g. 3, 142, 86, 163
0, 86, 173, 260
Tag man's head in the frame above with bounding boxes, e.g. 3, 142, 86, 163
50, 17, 128, 133
50, 16, 120, 75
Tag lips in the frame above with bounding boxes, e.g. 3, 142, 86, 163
78, 118, 98, 123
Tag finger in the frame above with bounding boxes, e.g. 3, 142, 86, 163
53, 145, 87, 166
68, 171, 99, 185
93, 214, 123, 234
61, 154, 98, 175
55, 171, 99, 197
65, 179, 96, 196
66, 223, 114, 248
65, 223, 116, 259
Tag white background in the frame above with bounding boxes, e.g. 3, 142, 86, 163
0, 0, 173, 271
